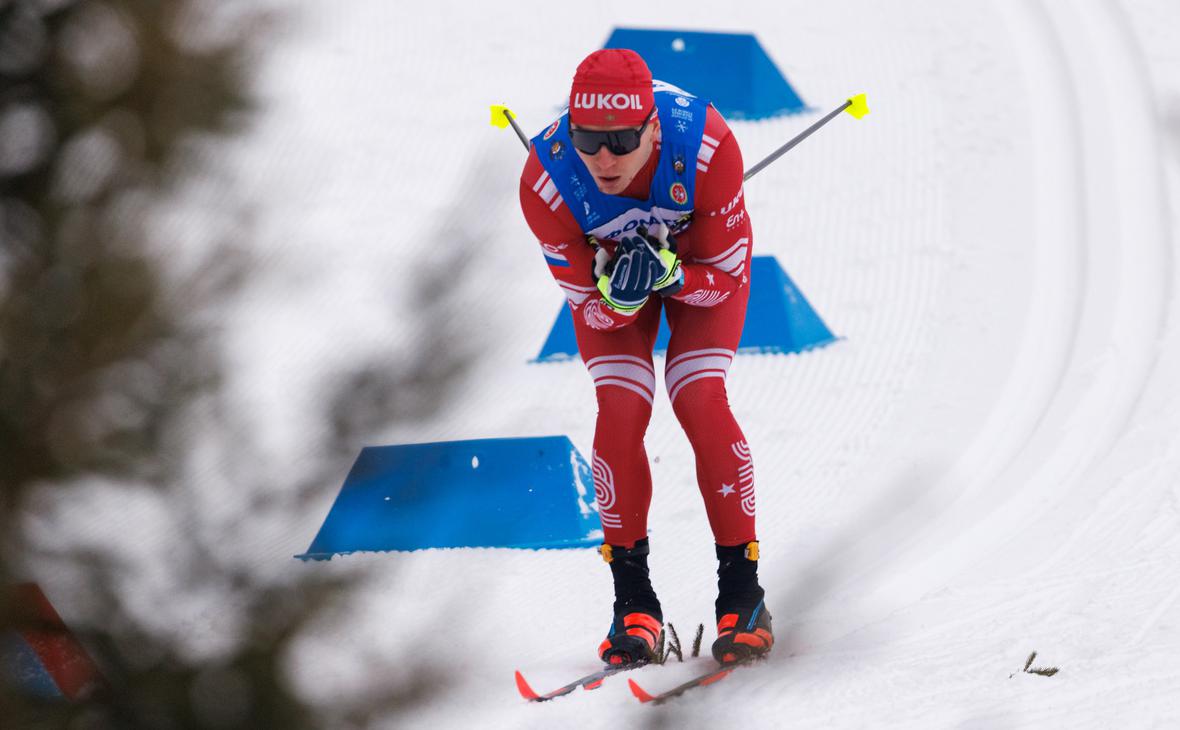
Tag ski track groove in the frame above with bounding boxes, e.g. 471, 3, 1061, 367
251, 3, 1180, 727
1130, 580, 1180, 646
783, 0, 1173, 653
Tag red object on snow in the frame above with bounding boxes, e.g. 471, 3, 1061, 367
11, 582, 105, 700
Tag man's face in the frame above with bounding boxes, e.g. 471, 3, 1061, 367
572, 116, 660, 195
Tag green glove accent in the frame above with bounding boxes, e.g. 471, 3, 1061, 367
652, 247, 684, 296
597, 274, 647, 313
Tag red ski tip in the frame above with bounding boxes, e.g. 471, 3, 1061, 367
627, 678, 656, 703
514, 670, 540, 701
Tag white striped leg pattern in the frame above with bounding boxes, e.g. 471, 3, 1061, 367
665, 348, 736, 405
591, 450, 622, 530
586, 354, 656, 405
732, 440, 755, 518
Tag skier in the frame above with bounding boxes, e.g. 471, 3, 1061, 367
519, 48, 772, 667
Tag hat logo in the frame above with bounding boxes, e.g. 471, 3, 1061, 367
572, 92, 644, 110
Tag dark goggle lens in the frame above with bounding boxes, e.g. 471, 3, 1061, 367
570, 128, 643, 156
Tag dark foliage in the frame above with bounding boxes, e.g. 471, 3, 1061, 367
1, 2, 469, 726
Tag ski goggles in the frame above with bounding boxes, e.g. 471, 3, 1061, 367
569, 107, 656, 156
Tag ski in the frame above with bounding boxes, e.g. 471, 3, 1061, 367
627, 657, 758, 704
514, 661, 648, 702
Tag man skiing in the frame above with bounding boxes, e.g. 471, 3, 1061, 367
518, 48, 772, 667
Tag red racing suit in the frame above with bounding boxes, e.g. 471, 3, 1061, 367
519, 105, 757, 548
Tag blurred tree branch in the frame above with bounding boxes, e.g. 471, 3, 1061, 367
1, 1, 469, 726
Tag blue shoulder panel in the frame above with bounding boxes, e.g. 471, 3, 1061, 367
529, 83, 710, 241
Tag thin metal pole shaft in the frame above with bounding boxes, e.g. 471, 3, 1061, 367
503, 109, 530, 150
742, 100, 852, 182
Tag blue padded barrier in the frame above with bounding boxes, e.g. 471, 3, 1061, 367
298, 436, 602, 558
604, 28, 806, 120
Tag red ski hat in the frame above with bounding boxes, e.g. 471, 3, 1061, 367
569, 48, 654, 127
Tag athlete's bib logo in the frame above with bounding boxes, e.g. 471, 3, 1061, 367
670, 182, 688, 205
542, 120, 560, 140
674, 96, 690, 107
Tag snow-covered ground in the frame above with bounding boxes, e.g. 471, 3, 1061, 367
39, 0, 1180, 726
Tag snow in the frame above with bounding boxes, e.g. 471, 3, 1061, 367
26, 0, 1180, 726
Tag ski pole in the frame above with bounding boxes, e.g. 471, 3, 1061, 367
490, 105, 530, 150
489, 93, 870, 179
742, 94, 869, 182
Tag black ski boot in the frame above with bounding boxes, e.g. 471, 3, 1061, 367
597, 538, 663, 665
711, 541, 774, 665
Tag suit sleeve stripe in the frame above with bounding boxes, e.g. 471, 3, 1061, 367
696, 237, 748, 266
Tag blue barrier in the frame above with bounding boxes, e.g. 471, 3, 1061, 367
604, 28, 806, 120
534, 255, 836, 363
298, 436, 602, 558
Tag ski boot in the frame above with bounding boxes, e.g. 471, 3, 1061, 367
711, 541, 774, 664
597, 539, 663, 665
598, 609, 663, 665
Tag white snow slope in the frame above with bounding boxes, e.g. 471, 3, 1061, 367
37, 0, 1180, 728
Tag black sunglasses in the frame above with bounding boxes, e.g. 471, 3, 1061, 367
569, 107, 656, 156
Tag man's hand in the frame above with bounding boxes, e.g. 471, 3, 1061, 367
597, 237, 660, 313
633, 223, 684, 296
